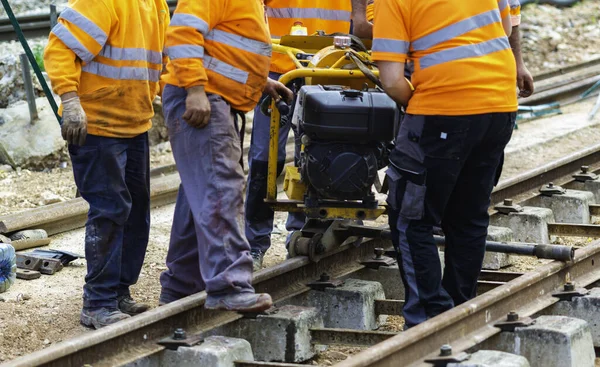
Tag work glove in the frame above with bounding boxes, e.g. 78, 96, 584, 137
61, 96, 87, 146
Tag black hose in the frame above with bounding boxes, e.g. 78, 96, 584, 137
521, 0, 581, 7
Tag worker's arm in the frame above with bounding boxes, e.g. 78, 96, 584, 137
378, 61, 413, 107
351, 0, 373, 39
165, 0, 216, 128
508, 0, 534, 97
43, 0, 113, 146
371, 0, 412, 106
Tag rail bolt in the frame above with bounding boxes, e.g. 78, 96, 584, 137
320, 273, 331, 282
440, 344, 452, 357
374, 248, 385, 259
564, 282, 575, 292
504, 199, 513, 206
582, 166, 590, 173
173, 328, 186, 340
507, 311, 519, 322
548, 182, 554, 188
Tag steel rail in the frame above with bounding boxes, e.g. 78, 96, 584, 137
335, 239, 600, 367
5, 238, 386, 367
491, 142, 600, 208
0, 1, 178, 41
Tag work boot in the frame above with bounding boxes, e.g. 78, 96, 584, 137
117, 295, 149, 316
251, 250, 264, 271
205, 292, 273, 313
80, 308, 131, 329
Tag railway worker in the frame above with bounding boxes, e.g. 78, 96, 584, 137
157, 0, 292, 312
43, 0, 169, 328
372, 0, 518, 328
247, 0, 373, 271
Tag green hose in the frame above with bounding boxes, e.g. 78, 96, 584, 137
1, 0, 61, 124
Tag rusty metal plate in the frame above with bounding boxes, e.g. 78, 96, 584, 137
16, 269, 41, 280
16, 254, 42, 270
39, 258, 63, 275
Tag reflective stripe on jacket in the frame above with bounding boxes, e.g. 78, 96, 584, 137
266, 0, 352, 74
44, 0, 169, 138
161, 0, 271, 112
372, 0, 517, 116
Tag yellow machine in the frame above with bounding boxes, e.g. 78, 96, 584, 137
265, 35, 401, 261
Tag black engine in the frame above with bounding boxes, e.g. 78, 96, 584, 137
297, 85, 400, 207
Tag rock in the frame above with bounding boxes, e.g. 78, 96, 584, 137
39, 191, 63, 205
148, 98, 168, 146
21, 293, 31, 301
0, 97, 68, 169
43, 339, 50, 345
0, 165, 13, 173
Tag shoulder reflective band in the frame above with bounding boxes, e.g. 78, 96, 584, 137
52, 23, 95, 63
170, 13, 209, 35
59, 8, 108, 46
412, 9, 501, 51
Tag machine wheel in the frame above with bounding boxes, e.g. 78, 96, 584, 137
0, 242, 16, 293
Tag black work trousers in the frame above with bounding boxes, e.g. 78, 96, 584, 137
386, 112, 515, 328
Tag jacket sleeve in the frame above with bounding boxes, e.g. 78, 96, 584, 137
164, 0, 213, 89
509, 0, 521, 26
43, 0, 113, 96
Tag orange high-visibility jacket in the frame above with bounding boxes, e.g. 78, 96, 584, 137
372, 0, 517, 116
161, 0, 271, 112
266, 0, 352, 74
44, 0, 169, 138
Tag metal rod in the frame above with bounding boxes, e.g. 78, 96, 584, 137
49, 4, 58, 28
19, 53, 38, 122
0, 0, 61, 123
346, 225, 574, 261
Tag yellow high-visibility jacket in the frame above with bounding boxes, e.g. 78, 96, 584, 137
161, 0, 271, 113
266, 0, 352, 74
44, 0, 169, 138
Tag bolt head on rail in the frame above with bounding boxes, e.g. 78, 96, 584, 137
173, 328, 186, 340
440, 344, 452, 356
564, 282, 575, 292
507, 311, 519, 322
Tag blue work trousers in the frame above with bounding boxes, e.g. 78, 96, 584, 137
69, 133, 150, 310
159, 85, 254, 303
245, 72, 305, 254
387, 112, 515, 328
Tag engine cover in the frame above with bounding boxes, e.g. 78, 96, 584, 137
302, 142, 378, 201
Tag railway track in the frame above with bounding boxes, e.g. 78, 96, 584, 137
0, 1, 177, 41
4, 141, 600, 367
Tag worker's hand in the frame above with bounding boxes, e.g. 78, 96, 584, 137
61, 95, 87, 146
183, 86, 211, 128
263, 78, 293, 105
517, 63, 534, 98
352, 19, 373, 39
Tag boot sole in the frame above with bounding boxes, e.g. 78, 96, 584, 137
80, 313, 101, 329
